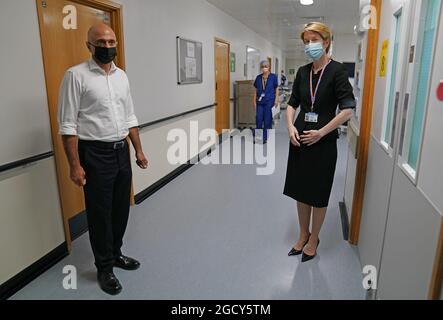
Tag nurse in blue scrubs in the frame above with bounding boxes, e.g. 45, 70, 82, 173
253, 60, 279, 143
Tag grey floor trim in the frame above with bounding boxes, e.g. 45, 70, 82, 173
339, 201, 350, 241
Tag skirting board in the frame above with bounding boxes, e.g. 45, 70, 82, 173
0, 242, 69, 300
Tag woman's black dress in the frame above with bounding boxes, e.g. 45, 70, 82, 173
283, 60, 356, 208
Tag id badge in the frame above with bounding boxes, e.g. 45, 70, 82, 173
258, 93, 265, 102
305, 112, 319, 123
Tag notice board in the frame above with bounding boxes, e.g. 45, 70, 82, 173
177, 36, 203, 85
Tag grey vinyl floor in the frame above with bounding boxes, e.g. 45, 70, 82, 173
11, 114, 365, 300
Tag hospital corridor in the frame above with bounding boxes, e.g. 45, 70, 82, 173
1, 0, 443, 308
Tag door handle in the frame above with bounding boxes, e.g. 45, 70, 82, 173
398, 93, 410, 156
390, 91, 400, 148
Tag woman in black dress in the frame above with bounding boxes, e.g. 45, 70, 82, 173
284, 22, 356, 262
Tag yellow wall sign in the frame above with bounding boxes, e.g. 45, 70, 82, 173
379, 40, 389, 77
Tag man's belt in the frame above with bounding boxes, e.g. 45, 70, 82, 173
79, 139, 127, 150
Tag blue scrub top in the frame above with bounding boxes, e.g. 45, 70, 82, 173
254, 73, 278, 104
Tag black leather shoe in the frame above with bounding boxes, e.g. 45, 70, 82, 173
301, 239, 320, 263
97, 272, 122, 295
114, 255, 141, 271
288, 234, 311, 256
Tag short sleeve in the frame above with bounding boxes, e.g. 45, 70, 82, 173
288, 68, 301, 109
253, 76, 259, 88
273, 74, 278, 89
335, 64, 356, 110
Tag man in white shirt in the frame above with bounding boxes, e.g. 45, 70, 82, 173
58, 23, 148, 295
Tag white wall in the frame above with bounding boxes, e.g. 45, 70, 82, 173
0, 0, 65, 287
132, 109, 215, 194
333, 33, 359, 63
285, 32, 358, 83
120, 0, 284, 124
0, 0, 53, 166
0, 158, 65, 285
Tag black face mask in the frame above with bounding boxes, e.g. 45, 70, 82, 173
92, 45, 117, 64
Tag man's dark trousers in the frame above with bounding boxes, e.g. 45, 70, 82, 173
79, 139, 132, 273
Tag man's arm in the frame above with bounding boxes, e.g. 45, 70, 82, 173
61, 135, 86, 187
128, 127, 148, 169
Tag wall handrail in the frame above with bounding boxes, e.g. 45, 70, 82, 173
138, 103, 216, 130
0, 105, 217, 173
0, 151, 54, 174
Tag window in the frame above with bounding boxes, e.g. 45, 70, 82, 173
381, 10, 402, 151
400, 0, 441, 179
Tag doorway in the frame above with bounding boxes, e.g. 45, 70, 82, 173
355, 0, 443, 299
214, 38, 230, 134
36, 0, 125, 249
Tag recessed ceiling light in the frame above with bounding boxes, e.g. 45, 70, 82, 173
300, 0, 314, 5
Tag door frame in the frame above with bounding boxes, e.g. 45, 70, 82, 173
429, 220, 443, 299
349, 0, 383, 245
267, 56, 272, 73
214, 37, 231, 134
36, 0, 126, 250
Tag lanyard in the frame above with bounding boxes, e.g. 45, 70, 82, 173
309, 60, 331, 112
262, 76, 268, 93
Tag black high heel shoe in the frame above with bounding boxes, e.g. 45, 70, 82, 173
301, 238, 320, 263
288, 235, 311, 256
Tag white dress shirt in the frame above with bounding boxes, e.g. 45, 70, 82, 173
57, 59, 139, 142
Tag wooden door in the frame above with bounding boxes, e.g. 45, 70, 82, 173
36, 0, 125, 249
215, 39, 230, 134
267, 57, 272, 73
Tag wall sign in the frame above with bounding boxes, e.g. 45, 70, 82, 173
230, 52, 236, 73
379, 39, 389, 78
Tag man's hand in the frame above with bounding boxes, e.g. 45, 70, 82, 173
300, 130, 324, 146
70, 165, 86, 187
288, 125, 300, 147
136, 151, 149, 169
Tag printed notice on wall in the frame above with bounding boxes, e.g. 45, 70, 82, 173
187, 42, 195, 58
379, 40, 389, 78
185, 57, 197, 79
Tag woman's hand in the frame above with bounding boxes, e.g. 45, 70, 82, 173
300, 130, 325, 146
288, 125, 300, 147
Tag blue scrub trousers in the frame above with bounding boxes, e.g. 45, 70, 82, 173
256, 101, 273, 141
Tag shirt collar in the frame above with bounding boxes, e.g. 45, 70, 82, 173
88, 58, 117, 74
